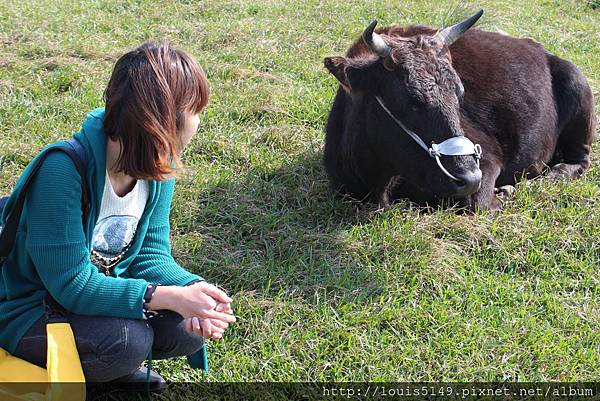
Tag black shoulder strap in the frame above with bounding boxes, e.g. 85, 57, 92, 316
0, 139, 90, 261
65, 138, 91, 220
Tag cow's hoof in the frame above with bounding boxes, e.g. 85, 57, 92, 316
550, 163, 584, 179
494, 185, 515, 198
485, 196, 504, 214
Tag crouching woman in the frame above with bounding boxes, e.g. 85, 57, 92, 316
0, 42, 235, 391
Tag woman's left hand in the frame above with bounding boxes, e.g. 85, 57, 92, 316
183, 281, 234, 339
215, 302, 233, 314
184, 302, 233, 340
185, 317, 228, 339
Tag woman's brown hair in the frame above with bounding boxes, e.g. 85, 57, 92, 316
103, 41, 209, 180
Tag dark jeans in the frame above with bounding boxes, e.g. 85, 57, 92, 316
13, 310, 203, 382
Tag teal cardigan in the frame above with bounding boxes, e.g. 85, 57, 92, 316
0, 108, 204, 363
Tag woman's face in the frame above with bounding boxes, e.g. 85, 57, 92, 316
179, 112, 200, 151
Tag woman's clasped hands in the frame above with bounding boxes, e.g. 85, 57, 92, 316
178, 281, 235, 340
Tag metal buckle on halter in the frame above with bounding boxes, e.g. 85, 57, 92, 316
428, 136, 482, 182
429, 136, 480, 159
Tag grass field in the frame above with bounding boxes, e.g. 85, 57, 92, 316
0, 0, 599, 398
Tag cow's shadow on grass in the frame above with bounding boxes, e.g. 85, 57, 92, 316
174, 150, 397, 304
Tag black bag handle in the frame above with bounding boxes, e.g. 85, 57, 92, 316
0, 139, 90, 262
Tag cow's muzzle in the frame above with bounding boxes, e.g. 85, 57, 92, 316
375, 95, 483, 186
447, 164, 482, 196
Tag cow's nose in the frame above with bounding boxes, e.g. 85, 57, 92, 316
452, 168, 482, 196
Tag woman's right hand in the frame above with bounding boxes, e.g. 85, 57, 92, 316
182, 292, 234, 339
148, 282, 236, 339
174, 282, 236, 323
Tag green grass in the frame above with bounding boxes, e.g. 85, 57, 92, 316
0, 0, 599, 398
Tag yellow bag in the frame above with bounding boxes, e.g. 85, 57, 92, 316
0, 140, 89, 400
0, 321, 86, 401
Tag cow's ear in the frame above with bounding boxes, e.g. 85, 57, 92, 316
324, 56, 376, 93
324, 56, 352, 92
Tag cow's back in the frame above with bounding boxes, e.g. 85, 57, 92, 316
449, 29, 559, 180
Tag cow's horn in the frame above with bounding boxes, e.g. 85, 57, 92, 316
434, 9, 484, 47
362, 20, 391, 58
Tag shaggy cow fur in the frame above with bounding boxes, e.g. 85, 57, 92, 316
324, 21, 596, 210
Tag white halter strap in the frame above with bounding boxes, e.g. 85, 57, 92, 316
374, 95, 482, 182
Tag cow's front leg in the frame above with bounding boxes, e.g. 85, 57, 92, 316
469, 160, 502, 212
374, 176, 398, 209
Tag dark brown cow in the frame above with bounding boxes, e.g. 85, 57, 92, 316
323, 10, 596, 210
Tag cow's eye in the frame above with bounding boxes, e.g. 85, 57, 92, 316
408, 98, 426, 112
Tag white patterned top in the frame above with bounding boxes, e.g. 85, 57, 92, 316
91, 170, 149, 275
